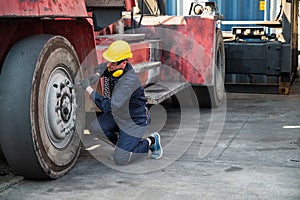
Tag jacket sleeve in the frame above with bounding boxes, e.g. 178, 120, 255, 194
90, 90, 111, 113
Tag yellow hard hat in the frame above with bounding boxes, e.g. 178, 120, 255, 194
102, 40, 133, 62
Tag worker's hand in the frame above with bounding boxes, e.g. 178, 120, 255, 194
94, 62, 107, 75
80, 78, 91, 90
88, 73, 100, 85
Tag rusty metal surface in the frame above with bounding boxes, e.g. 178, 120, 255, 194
126, 16, 217, 85
0, 0, 88, 17
86, 0, 125, 7
0, 18, 96, 70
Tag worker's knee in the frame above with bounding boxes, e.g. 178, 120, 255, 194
113, 147, 131, 166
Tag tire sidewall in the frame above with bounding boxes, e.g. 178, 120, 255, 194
31, 35, 84, 178
211, 29, 225, 107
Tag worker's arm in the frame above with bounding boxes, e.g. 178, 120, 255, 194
86, 63, 108, 85
86, 86, 111, 113
94, 62, 108, 76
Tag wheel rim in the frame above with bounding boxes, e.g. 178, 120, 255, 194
45, 66, 77, 149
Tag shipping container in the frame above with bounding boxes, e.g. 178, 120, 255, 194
166, 0, 177, 15
212, 0, 282, 32
209, 0, 266, 31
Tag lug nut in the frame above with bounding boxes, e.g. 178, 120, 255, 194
55, 106, 61, 111
60, 83, 65, 89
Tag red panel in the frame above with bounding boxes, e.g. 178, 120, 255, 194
125, 0, 136, 12
130, 42, 150, 64
124, 16, 216, 85
0, 18, 97, 80
0, 0, 87, 17
0, 18, 95, 63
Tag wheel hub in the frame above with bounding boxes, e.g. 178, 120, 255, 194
45, 67, 77, 148
60, 93, 72, 122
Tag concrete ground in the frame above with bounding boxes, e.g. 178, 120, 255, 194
0, 79, 299, 200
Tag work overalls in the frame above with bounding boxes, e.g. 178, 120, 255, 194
89, 63, 150, 165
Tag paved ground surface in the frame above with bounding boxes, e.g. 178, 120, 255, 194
0, 79, 299, 200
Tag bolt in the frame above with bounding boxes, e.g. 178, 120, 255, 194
60, 127, 66, 133
65, 127, 71, 135
60, 83, 65, 89
55, 106, 61, 112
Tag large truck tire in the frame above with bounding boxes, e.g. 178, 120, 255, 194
0, 35, 85, 179
195, 29, 225, 108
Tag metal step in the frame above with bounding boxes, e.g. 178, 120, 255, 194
133, 61, 161, 73
145, 81, 189, 105
96, 33, 146, 42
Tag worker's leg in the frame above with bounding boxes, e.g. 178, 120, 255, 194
89, 113, 119, 145
113, 126, 149, 165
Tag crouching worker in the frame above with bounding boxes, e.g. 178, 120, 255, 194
81, 40, 163, 165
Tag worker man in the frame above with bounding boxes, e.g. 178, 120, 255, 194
81, 40, 163, 165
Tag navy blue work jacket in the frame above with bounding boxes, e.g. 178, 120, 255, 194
90, 63, 148, 127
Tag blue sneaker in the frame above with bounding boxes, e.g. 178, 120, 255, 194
149, 132, 163, 159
